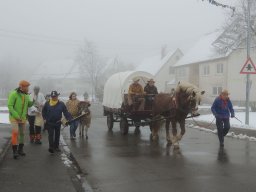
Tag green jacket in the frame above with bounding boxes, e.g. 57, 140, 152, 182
8, 89, 34, 121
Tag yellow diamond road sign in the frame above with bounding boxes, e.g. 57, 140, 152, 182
240, 57, 256, 74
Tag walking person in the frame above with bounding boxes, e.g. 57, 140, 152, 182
42, 94, 51, 133
66, 92, 80, 139
8, 80, 34, 159
211, 89, 235, 147
28, 86, 45, 144
42, 91, 72, 153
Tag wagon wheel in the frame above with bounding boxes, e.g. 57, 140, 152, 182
107, 114, 114, 131
120, 117, 129, 135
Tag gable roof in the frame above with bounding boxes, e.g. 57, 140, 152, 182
136, 49, 177, 75
31, 59, 81, 80
174, 31, 230, 67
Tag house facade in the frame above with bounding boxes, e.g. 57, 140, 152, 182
136, 48, 183, 93
174, 32, 256, 104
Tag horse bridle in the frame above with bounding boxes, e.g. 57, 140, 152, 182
177, 93, 197, 115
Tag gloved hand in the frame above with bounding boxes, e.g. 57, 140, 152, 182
231, 114, 235, 118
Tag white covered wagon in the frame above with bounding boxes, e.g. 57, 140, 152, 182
103, 71, 155, 134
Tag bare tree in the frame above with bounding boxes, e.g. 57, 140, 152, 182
213, 0, 256, 53
76, 40, 105, 100
102, 56, 135, 79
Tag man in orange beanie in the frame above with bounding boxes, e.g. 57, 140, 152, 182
8, 80, 34, 159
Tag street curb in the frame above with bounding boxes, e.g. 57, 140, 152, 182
0, 137, 11, 164
60, 134, 94, 192
187, 120, 256, 137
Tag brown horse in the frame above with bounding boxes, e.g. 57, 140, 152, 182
151, 82, 205, 147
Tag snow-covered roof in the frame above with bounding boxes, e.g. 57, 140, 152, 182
136, 50, 176, 75
174, 32, 228, 67
31, 59, 81, 80
102, 71, 154, 109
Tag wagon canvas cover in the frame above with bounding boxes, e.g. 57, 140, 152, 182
103, 71, 154, 109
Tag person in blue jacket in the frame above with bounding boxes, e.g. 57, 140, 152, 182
42, 91, 72, 153
211, 89, 235, 147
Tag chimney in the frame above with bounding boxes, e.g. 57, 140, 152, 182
161, 45, 167, 59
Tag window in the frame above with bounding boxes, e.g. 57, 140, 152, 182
216, 63, 223, 74
202, 65, 210, 76
176, 68, 186, 77
169, 66, 175, 74
212, 86, 222, 96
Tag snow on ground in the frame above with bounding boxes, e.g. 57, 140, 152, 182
0, 107, 9, 124
195, 112, 256, 130
191, 108, 256, 142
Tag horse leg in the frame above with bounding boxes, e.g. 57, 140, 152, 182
177, 120, 186, 141
171, 120, 179, 148
82, 124, 85, 137
165, 118, 171, 144
151, 121, 159, 141
79, 124, 82, 137
85, 126, 89, 140
150, 117, 158, 141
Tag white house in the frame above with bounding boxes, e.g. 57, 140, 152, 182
136, 48, 183, 92
174, 31, 256, 104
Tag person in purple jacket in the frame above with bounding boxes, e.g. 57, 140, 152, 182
211, 89, 235, 147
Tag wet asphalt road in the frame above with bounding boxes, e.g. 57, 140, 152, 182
62, 104, 256, 192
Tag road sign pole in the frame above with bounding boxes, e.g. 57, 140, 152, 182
245, 0, 251, 125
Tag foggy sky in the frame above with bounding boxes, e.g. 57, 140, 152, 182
0, 0, 237, 66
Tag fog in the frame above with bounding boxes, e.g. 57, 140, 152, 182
0, 0, 236, 64
0, 0, 238, 97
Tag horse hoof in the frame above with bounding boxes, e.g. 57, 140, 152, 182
173, 143, 179, 149
166, 142, 172, 147
152, 135, 159, 141
171, 136, 178, 144
177, 134, 183, 141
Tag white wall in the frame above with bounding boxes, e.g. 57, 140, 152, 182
227, 48, 256, 102
155, 49, 183, 93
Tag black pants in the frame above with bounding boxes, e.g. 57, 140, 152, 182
216, 118, 230, 144
47, 124, 61, 149
27, 115, 35, 135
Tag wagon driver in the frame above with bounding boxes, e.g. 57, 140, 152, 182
128, 77, 145, 111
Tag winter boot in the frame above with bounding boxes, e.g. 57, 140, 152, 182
12, 145, 19, 159
30, 134, 35, 143
35, 134, 42, 144
18, 144, 26, 156
35, 140, 42, 144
